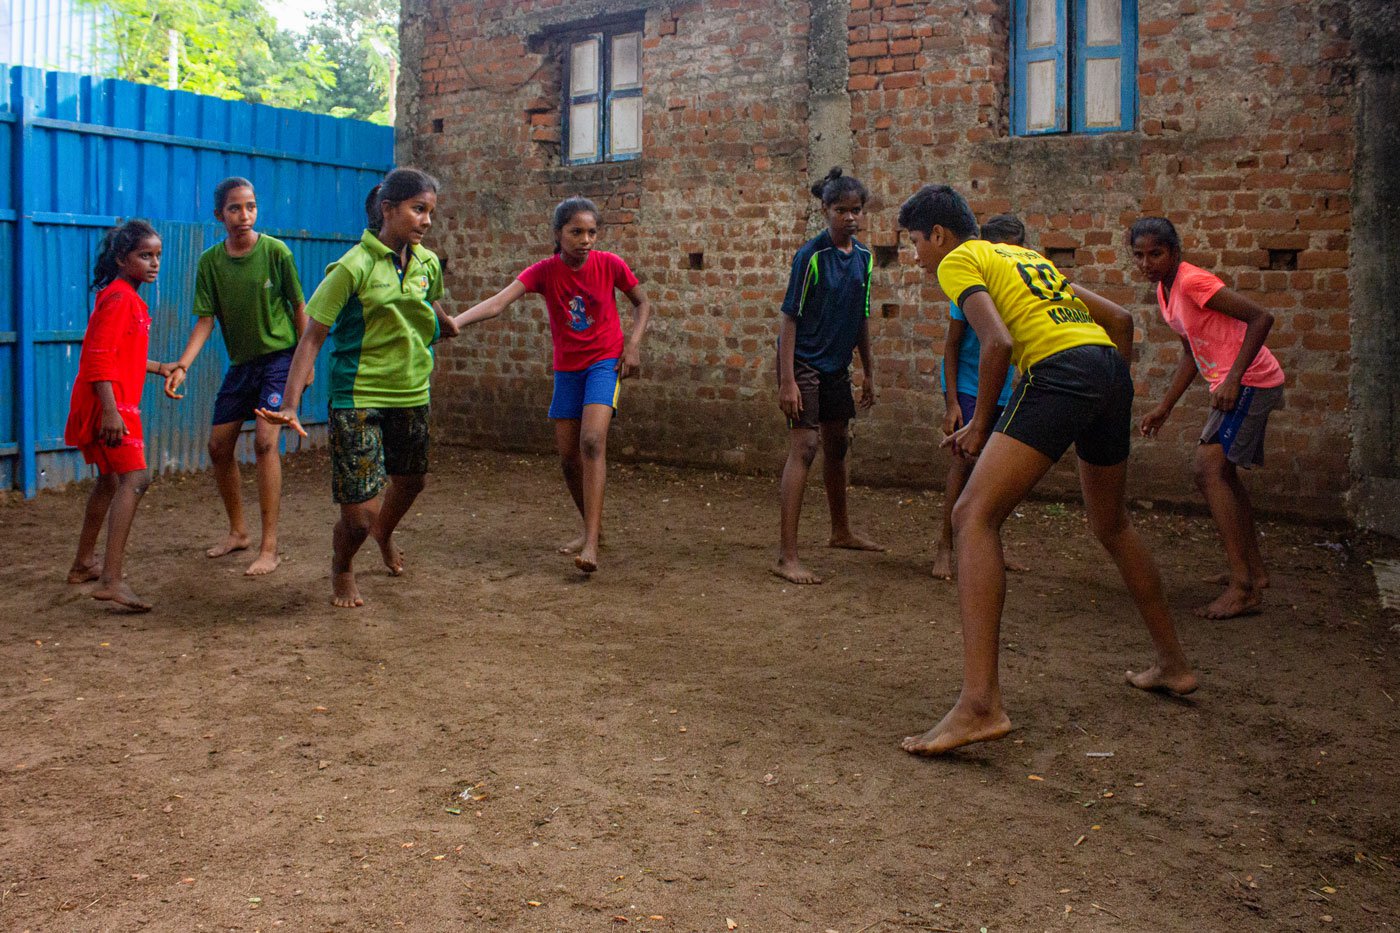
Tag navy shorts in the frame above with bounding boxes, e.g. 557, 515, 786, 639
996, 344, 1133, 467
549, 358, 620, 420
212, 347, 294, 426
956, 392, 1005, 427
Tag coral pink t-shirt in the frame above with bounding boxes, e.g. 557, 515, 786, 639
1157, 262, 1285, 392
65, 278, 150, 451
517, 251, 639, 372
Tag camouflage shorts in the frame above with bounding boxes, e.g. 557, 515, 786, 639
329, 405, 430, 504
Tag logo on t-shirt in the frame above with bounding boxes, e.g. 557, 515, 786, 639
263, 279, 273, 289
565, 295, 592, 332
417, 275, 429, 291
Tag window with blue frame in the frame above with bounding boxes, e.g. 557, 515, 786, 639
1011, 0, 1138, 135
563, 24, 643, 165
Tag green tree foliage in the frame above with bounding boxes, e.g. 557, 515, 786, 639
79, 0, 336, 111
301, 0, 399, 124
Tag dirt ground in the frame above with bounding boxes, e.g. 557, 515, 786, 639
2, 446, 1398, 932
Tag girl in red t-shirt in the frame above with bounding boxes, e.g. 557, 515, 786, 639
454, 197, 653, 575
65, 220, 178, 611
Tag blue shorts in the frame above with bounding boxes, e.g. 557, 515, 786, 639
956, 392, 1006, 427
212, 347, 294, 426
549, 358, 620, 420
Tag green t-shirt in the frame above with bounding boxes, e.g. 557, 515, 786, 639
193, 234, 305, 365
308, 229, 444, 409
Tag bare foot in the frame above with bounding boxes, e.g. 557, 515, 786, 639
1126, 665, 1199, 696
67, 557, 101, 584
558, 533, 586, 555
574, 544, 598, 574
91, 579, 152, 613
244, 551, 281, 576
771, 558, 822, 585
331, 571, 364, 608
373, 533, 404, 576
207, 533, 250, 559
828, 532, 886, 552
1205, 571, 1269, 589
1196, 584, 1262, 620
930, 547, 953, 580
901, 701, 1012, 756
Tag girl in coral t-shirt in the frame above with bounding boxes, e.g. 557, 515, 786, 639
1131, 216, 1285, 622
453, 197, 653, 576
65, 220, 178, 611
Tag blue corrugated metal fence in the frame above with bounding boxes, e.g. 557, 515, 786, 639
0, 65, 394, 495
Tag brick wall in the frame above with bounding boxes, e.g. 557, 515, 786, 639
402, 0, 1356, 520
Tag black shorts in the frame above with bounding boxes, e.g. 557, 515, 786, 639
788, 360, 856, 429
996, 344, 1132, 466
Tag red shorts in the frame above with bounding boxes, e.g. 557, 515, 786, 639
80, 441, 147, 475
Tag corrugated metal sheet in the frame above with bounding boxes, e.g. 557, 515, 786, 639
2, 0, 108, 74
0, 65, 394, 494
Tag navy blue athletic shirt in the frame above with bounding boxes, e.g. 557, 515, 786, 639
780, 229, 872, 374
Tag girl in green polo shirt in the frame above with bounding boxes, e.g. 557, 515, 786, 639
258, 168, 459, 608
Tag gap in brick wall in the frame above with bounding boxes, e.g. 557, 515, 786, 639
432, 118, 444, 133
1047, 247, 1076, 268
881, 303, 899, 318
873, 245, 898, 268
1268, 248, 1299, 271
687, 252, 705, 271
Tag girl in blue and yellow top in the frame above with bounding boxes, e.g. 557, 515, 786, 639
896, 184, 1197, 758
259, 168, 459, 609
773, 167, 882, 586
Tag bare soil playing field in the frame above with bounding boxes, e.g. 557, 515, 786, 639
2, 448, 1397, 932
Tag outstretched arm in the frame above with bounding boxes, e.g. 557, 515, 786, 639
255, 319, 329, 438
164, 316, 216, 398
1204, 286, 1274, 411
453, 280, 527, 329
616, 284, 653, 379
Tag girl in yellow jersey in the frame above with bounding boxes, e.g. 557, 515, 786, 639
896, 184, 1197, 757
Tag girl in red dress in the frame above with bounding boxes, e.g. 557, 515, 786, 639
65, 220, 177, 611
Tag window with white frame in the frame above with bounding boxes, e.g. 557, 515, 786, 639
1011, 0, 1137, 135
563, 24, 643, 165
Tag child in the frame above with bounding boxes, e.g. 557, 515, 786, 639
257, 168, 458, 608
933, 213, 1025, 580
65, 220, 178, 612
773, 167, 882, 586
1130, 217, 1284, 619
896, 184, 1197, 756
451, 196, 653, 575
165, 177, 308, 576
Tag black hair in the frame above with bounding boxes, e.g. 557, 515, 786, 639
810, 166, 868, 207
980, 213, 1026, 246
91, 219, 159, 291
365, 167, 440, 233
1128, 216, 1181, 252
213, 176, 254, 214
897, 184, 979, 239
551, 196, 600, 255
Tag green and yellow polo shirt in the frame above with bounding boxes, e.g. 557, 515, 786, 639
307, 229, 444, 409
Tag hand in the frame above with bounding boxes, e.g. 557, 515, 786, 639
256, 406, 307, 439
615, 343, 641, 380
99, 408, 126, 447
437, 314, 461, 341
858, 378, 876, 410
941, 402, 963, 437
1212, 377, 1241, 412
941, 420, 988, 460
1139, 406, 1170, 438
163, 365, 187, 399
778, 379, 802, 420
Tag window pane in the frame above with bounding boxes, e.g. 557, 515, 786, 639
1027, 0, 1055, 48
571, 39, 599, 96
569, 101, 598, 159
611, 32, 641, 89
1027, 58, 1056, 130
1086, 0, 1122, 45
610, 96, 642, 155
1084, 57, 1122, 126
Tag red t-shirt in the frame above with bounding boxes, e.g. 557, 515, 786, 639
1157, 262, 1285, 392
517, 251, 639, 372
65, 278, 151, 451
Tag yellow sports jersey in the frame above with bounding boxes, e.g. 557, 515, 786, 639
936, 239, 1115, 372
